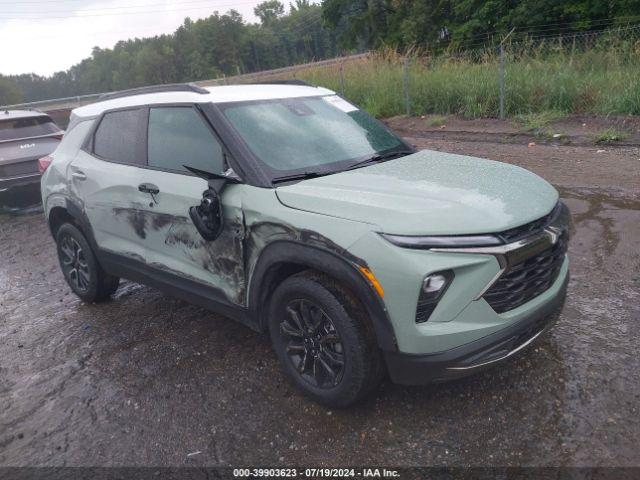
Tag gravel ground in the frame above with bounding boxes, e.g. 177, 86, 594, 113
1, 119, 639, 467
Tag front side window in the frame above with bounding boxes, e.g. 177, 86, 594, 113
93, 109, 145, 164
147, 106, 224, 174
219, 95, 405, 179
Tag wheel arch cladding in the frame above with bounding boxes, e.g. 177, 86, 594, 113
48, 206, 76, 237
52, 198, 102, 256
248, 240, 398, 351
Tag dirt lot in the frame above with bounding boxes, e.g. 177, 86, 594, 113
1, 116, 639, 467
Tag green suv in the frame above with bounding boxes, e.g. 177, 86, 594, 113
40, 83, 570, 407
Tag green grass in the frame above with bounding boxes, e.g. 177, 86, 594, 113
513, 111, 565, 132
591, 128, 629, 144
297, 46, 640, 119
427, 115, 448, 127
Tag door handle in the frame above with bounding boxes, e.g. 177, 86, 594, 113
71, 170, 87, 181
138, 183, 160, 195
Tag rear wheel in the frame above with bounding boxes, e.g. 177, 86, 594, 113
56, 223, 119, 302
269, 272, 383, 407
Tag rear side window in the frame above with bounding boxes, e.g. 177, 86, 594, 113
147, 107, 224, 174
56, 120, 94, 155
93, 109, 145, 164
0, 115, 60, 142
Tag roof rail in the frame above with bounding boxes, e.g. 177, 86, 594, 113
252, 79, 312, 86
98, 83, 209, 102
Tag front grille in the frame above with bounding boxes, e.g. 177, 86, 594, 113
498, 203, 560, 243
484, 232, 568, 313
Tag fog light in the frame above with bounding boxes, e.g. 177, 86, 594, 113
416, 270, 454, 323
423, 273, 447, 294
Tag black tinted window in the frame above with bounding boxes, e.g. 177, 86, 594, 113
94, 109, 145, 164
0, 115, 60, 141
148, 107, 224, 174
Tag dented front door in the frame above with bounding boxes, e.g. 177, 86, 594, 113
133, 170, 247, 306
135, 105, 247, 306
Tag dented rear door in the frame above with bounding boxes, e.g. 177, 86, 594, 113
70, 151, 150, 262
69, 108, 150, 263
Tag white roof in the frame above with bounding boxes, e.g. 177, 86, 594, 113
1, 109, 48, 120
73, 84, 336, 118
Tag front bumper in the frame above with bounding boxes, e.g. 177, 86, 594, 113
384, 270, 569, 385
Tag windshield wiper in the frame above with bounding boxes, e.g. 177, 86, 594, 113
344, 149, 415, 171
271, 171, 329, 185
271, 149, 415, 184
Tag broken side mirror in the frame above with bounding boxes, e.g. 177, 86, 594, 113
189, 188, 223, 241
184, 165, 241, 241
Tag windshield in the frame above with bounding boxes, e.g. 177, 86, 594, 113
0, 115, 60, 142
218, 95, 407, 179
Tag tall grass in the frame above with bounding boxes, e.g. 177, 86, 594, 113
297, 38, 640, 118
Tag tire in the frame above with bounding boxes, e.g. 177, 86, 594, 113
268, 271, 384, 407
55, 223, 120, 303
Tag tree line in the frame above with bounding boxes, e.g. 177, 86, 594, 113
323, 0, 640, 51
2, 0, 639, 105
1, 0, 339, 104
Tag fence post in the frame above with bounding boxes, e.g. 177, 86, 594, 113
499, 28, 514, 120
339, 63, 345, 97
499, 43, 505, 119
402, 57, 410, 116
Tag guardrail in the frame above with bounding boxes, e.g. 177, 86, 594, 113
1, 53, 369, 113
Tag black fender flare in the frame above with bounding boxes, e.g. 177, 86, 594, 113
248, 240, 398, 351
59, 198, 101, 255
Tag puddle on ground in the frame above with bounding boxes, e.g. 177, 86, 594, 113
558, 185, 640, 276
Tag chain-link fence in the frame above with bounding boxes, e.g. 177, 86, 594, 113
5, 25, 640, 122
0, 55, 368, 114
292, 24, 640, 119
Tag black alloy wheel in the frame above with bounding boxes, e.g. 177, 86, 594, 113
268, 272, 384, 407
55, 223, 120, 302
279, 299, 345, 389
59, 234, 91, 293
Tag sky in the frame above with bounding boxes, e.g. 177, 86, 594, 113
0, 0, 268, 76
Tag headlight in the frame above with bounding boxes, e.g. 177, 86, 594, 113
380, 233, 502, 249
416, 270, 454, 323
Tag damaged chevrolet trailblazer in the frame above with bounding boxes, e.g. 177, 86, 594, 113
41, 82, 570, 407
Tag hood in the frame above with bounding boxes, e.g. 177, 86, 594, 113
275, 150, 559, 235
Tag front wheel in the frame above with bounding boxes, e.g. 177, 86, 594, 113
56, 223, 120, 303
268, 272, 383, 407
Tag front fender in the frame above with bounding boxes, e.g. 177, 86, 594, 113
248, 240, 398, 351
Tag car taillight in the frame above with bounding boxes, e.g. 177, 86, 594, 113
38, 155, 53, 174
